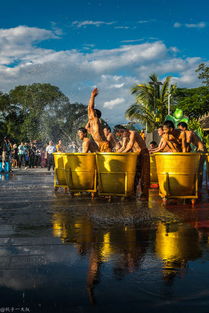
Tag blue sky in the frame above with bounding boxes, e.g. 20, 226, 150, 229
0, 0, 209, 124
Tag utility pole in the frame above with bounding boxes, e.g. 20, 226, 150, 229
168, 93, 171, 115
149, 80, 163, 117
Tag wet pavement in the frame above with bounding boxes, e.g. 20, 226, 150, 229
0, 170, 209, 313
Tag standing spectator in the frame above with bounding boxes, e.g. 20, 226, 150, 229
24, 142, 30, 169
29, 143, 36, 168
35, 147, 41, 167
18, 142, 25, 168
12, 144, 18, 168
2, 137, 12, 172
56, 139, 65, 152
46, 141, 56, 171
140, 129, 146, 141
41, 147, 47, 168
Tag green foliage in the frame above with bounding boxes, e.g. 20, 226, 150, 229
126, 73, 175, 131
196, 63, 209, 86
188, 119, 204, 140
173, 87, 209, 119
0, 83, 88, 145
205, 134, 209, 151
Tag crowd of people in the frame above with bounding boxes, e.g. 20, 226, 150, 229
0, 138, 67, 172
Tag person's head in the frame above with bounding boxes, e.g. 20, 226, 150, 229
163, 120, 175, 134
177, 122, 188, 131
77, 127, 87, 140
103, 126, 111, 137
58, 139, 62, 145
94, 109, 102, 118
150, 141, 158, 149
49, 140, 53, 145
157, 126, 164, 137
13, 144, 17, 148
113, 124, 128, 137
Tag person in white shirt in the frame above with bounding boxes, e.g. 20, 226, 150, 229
46, 140, 56, 171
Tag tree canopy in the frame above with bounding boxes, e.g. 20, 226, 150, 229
196, 63, 209, 86
125, 74, 175, 131
173, 86, 209, 119
0, 83, 88, 144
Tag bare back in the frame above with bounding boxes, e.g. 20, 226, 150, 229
82, 137, 98, 153
132, 131, 147, 152
185, 130, 205, 151
123, 130, 147, 153
89, 118, 106, 145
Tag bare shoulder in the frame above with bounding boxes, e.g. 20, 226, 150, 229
83, 137, 90, 143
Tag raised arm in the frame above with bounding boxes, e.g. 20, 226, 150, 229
88, 88, 98, 120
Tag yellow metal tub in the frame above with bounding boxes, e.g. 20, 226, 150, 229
150, 154, 158, 185
53, 153, 68, 190
154, 152, 201, 202
63, 153, 97, 195
96, 152, 138, 197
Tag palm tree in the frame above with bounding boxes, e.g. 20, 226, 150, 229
125, 74, 175, 131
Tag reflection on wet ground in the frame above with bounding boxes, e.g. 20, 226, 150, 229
0, 173, 209, 312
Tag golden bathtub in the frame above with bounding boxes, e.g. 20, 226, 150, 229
63, 153, 97, 196
96, 152, 138, 197
154, 152, 201, 202
150, 154, 158, 185
53, 153, 68, 190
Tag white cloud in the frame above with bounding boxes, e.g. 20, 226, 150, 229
173, 22, 206, 29
0, 25, 206, 124
110, 83, 125, 89
173, 22, 182, 28
185, 22, 206, 28
72, 20, 115, 28
103, 98, 125, 109
138, 20, 154, 24
169, 46, 179, 53
121, 39, 143, 43
115, 26, 130, 29
0, 25, 59, 65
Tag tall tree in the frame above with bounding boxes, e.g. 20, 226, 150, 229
0, 83, 88, 144
173, 87, 209, 119
196, 63, 209, 86
125, 74, 175, 131
9, 83, 69, 141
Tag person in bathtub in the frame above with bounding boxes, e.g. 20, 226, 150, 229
103, 125, 121, 151
77, 128, 98, 153
85, 88, 111, 152
113, 125, 150, 200
151, 121, 187, 153
177, 122, 206, 152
